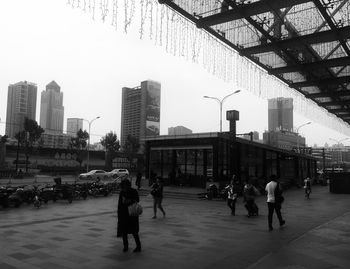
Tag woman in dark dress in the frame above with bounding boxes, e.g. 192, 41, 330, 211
117, 179, 141, 252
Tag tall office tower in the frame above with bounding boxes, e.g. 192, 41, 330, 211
268, 97, 293, 132
168, 126, 192, 136
40, 81, 64, 134
120, 80, 161, 150
5, 81, 37, 138
67, 118, 83, 136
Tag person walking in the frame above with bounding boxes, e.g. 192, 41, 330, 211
151, 177, 166, 218
304, 177, 311, 199
117, 179, 142, 252
225, 176, 239, 215
243, 179, 259, 217
265, 175, 285, 231
135, 171, 142, 190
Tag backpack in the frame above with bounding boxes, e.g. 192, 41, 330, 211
274, 183, 284, 204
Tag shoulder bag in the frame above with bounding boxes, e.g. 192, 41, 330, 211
128, 202, 143, 216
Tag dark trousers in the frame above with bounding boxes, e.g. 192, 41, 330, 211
267, 202, 283, 228
122, 233, 141, 249
227, 198, 236, 214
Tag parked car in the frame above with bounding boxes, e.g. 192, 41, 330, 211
78, 170, 109, 181
108, 169, 129, 179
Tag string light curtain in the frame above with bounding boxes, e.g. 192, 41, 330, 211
68, 0, 350, 136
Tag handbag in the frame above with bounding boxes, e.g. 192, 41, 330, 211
128, 202, 143, 216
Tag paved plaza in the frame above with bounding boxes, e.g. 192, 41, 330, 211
0, 185, 350, 269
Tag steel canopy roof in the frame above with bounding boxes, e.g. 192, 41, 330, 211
159, 0, 350, 123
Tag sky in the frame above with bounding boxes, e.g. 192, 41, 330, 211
0, 0, 348, 147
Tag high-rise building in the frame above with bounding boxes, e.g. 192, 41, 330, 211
168, 126, 192, 136
67, 118, 83, 137
5, 81, 37, 138
40, 81, 64, 134
120, 80, 161, 151
268, 97, 293, 132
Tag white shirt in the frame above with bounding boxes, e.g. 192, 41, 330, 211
265, 181, 278, 203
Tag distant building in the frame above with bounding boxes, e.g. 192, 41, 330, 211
120, 80, 161, 151
5, 81, 37, 138
91, 142, 105, 151
40, 81, 64, 134
240, 131, 260, 141
168, 126, 192, 136
263, 130, 305, 151
40, 132, 71, 149
268, 97, 293, 132
67, 118, 83, 137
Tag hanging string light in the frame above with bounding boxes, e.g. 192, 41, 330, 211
70, 0, 350, 136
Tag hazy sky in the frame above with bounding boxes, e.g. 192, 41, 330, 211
0, 0, 348, 146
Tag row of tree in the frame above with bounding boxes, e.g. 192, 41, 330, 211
1, 118, 140, 172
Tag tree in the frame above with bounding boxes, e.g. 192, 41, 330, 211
100, 131, 120, 170
15, 118, 44, 172
69, 129, 89, 169
123, 135, 140, 171
0, 135, 8, 168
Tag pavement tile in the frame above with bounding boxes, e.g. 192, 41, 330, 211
0, 263, 17, 269
1, 186, 350, 269
21, 244, 44, 250
8, 252, 32, 260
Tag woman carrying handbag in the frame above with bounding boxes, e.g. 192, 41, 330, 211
117, 179, 142, 252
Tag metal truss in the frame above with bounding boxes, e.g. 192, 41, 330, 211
159, 0, 350, 122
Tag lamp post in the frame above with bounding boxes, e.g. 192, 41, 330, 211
203, 90, 240, 132
296, 121, 311, 153
329, 137, 348, 168
83, 116, 100, 172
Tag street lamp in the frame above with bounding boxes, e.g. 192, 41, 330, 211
203, 90, 240, 132
329, 137, 348, 168
83, 116, 101, 172
296, 121, 311, 153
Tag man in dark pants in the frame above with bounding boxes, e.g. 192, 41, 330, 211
265, 175, 285, 231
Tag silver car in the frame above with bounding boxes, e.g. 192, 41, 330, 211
108, 169, 129, 179
78, 170, 109, 181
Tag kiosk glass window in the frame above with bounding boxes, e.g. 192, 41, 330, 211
187, 149, 196, 175
163, 150, 173, 180
150, 150, 162, 178
176, 149, 186, 176
206, 149, 213, 179
196, 149, 204, 176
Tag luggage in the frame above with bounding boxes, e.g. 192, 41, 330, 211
245, 201, 259, 217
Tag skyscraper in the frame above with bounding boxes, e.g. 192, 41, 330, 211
120, 80, 161, 150
67, 118, 83, 136
268, 97, 293, 132
40, 81, 64, 134
168, 126, 192, 136
5, 81, 37, 138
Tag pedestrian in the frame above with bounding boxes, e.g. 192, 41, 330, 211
151, 177, 166, 218
225, 176, 239, 215
265, 175, 285, 231
304, 177, 311, 199
243, 178, 259, 217
117, 179, 141, 252
135, 171, 142, 190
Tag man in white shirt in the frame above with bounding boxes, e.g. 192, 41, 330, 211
265, 175, 285, 231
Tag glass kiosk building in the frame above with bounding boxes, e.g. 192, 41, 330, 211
145, 132, 316, 188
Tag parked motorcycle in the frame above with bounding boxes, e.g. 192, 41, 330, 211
0, 186, 16, 208
72, 183, 88, 200
88, 181, 111, 197
7, 187, 26, 207
53, 183, 73, 203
